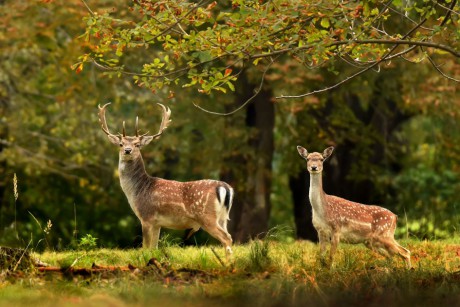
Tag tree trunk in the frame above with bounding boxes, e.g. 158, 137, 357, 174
221, 77, 275, 243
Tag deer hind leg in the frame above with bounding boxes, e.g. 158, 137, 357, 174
388, 239, 411, 268
364, 240, 387, 258
218, 213, 231, 239
184, 227, 200, 240
384, 215, 411, 268
202, 223, 233, 258
374, 237, 411, 268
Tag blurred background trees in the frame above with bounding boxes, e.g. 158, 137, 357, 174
0, 0, 459, 250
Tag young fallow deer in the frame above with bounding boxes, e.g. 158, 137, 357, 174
297, 146, 411, 268
98, 103, 234, 257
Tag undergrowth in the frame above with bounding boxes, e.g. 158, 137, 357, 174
0, 238, 459, 306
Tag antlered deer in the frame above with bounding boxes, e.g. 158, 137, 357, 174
98, 103, 234, 256
297, 146, 411, 268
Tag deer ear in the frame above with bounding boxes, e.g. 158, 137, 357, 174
107, 134, 121, 145
322, 146, 334, 159
297, 146, 309, 158
140, 135, 154, 146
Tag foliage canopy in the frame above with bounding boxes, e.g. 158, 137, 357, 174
79, 0, 460, 106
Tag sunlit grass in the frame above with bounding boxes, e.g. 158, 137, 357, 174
1, 238, 459, 306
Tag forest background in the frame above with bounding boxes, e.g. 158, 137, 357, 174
0, 0, 459, 251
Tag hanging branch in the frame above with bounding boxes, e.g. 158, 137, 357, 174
276, 16, 430, 99
193, 56, 278, 116
424, 49, 460, 83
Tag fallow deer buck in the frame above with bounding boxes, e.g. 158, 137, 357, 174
297, 146, 411, 268
98, 103, 234, 256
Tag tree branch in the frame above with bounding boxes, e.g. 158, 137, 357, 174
277, 16, 429, 99
140, 0, 209, 43
251, 39, 460, 61
88, 52, 229, 79
193, 56, 278, 116
424, 49, 460, 82
438, 0, 458, 26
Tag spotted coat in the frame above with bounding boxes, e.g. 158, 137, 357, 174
297, 145, 411, 268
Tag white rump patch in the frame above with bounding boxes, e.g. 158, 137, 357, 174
215, 186, 231, 225
217, 186, 226, 207
227, 188, 234, 218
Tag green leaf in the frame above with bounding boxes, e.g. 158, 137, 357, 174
320, 18, 330, 28
227, 81, 235, 91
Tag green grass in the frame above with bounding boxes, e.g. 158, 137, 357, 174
1, 238, 460, 306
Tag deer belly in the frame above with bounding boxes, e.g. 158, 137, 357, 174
154, 214, 199, 230
339, 220, 373, 244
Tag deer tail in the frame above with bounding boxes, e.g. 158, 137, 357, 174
216, 185, 234, 220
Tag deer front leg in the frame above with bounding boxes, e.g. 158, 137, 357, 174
329, 232, 341, 264
316, 230, 330, 266
142, 223, 161, 249
317, 230, 328, 257
151, 226, 161, 249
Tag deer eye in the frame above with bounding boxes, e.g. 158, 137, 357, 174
119, 143, 123, 147
134, 144, 140, 148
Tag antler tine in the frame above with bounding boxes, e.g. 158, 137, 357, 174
135, 116, 150, 137
122, 121, 126, 137
98, 103, 116, 136
150, 103, 172, 139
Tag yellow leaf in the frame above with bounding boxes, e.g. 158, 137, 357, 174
320, 18, 330, 28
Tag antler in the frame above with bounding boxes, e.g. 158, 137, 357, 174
98, 103, 118, 137
99, 102, 171, 139
150, 103, 172, 139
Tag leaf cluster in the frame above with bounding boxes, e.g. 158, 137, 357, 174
79, 0, 460, 98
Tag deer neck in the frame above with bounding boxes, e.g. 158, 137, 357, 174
118, 155, 152, 199
309, 172, 327, 215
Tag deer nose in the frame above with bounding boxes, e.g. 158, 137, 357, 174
124, 148, 132, 154
311, 166, 318, 171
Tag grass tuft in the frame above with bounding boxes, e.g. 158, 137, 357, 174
248, 239, 271, 271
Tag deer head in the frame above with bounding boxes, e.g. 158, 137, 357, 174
98, 103, 172, 161
297, 146, 334, 174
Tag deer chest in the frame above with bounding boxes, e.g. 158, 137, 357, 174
311, 210, 332, 235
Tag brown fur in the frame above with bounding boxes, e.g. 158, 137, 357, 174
98, 104, 234, 255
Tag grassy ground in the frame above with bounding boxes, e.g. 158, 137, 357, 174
1, 238, 460, 306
